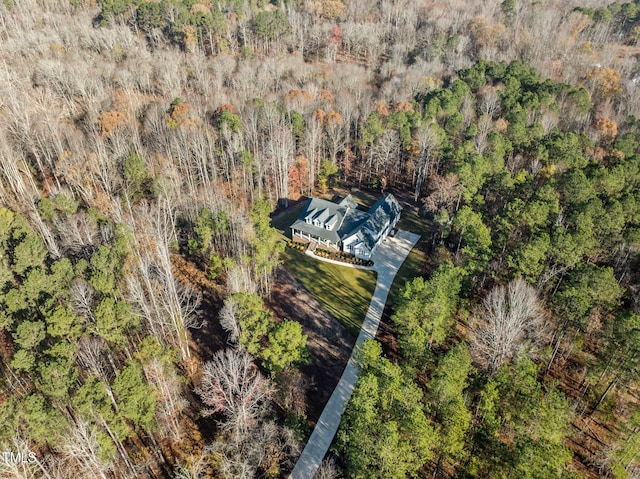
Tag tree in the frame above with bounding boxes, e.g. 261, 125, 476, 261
413, 124, 442, 200
221, 293, 273, 356
451, 206, 492, 275
253, 10, 291, 53
507, 233, 551, 282
548, 264, 624, 371
122, 152, 151, 201
73, 376, 136, 473
21, 393, 66, 447
249, 199, 285, 296
428, 343, 473, 472
392, 262, 464, 365
11, 227, 47, 277
197, 349, 273, 442
469, 358, 573, 478
337, 340, 435, 479
262, 320, 309, 375
136, 336, 188, 441
88, 245, 120, 296
12, 320, 46, 351
422, 173, 463, 217
95, 297, 138, 348
471, 278, 545, 374
0, 434, 55, 479
317, 159, 339, 192
607, 408, 640, 478
590, 312, 640, 414
36, 343, 79, 402
315, 457, 339, 479
58, 419, 113, 479
45, 304, 83, 341
112, 360, 158, 433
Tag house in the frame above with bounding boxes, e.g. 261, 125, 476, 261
290, 193, 402, 260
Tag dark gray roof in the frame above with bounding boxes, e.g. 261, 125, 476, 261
343, 194, 402, 251
290, 197, 349, 244
338, 194, 359, 209
290, 194, 402, 247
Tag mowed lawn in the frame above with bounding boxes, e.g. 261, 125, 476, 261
281, 247, 376, 336
271, 201, 377, 336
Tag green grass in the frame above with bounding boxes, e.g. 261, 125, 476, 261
388, 237, 428, 306
347, 189, 377, 209
281, 246, 377, 336
397, 204, 431, 237
271, 201, 307, 236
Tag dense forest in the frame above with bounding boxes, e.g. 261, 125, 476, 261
0, 0, 639, 478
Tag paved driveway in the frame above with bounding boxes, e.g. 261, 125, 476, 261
289, 230, 421, 479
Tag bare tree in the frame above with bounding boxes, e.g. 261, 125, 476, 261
422, 173, 463, 216
142, 358, 188, 441
196, 348, 273, 442
0, 435, 55, 479
128, 200, 204, 362
371, 128, 400, 177
76, 337, 118, 408
470, 278, 546, 375
219, 295, 240, 345
57, 419, 113, 479
206, 422, 277, 479
315, 457, 339, 479
206, 420, 299, 479
173, 450, 210, 479
413, 124, 440, 201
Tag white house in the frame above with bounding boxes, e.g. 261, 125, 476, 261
290, 193, 402, 260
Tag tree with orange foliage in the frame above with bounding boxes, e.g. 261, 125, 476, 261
288, 155, 309, 198
313, 109, 326, 124
469, 17, 506, 58
393, 101, 414, 113
375, 100, 390, 117
592, 117, 618, 145
586, 67, 623, 103
98, 111, 125, 137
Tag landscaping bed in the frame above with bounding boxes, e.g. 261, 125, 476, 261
314, 248, 374, 267
285, 238, 308, 252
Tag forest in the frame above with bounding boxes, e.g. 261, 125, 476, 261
0, 0, 639, 478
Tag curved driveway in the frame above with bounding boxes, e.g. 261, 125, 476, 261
289, 230, 421, 479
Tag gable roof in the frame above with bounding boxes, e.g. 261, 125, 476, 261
291, 193, 402, 247
290, 197, 349, 244
343, 194, 402, 251
338, 194, 359, 209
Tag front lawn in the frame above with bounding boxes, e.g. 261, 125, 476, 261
281, 246, 377, 336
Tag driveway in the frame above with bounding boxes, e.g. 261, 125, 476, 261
288, 230, 421, 479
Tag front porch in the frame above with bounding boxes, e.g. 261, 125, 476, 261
292, 228, 340, 251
